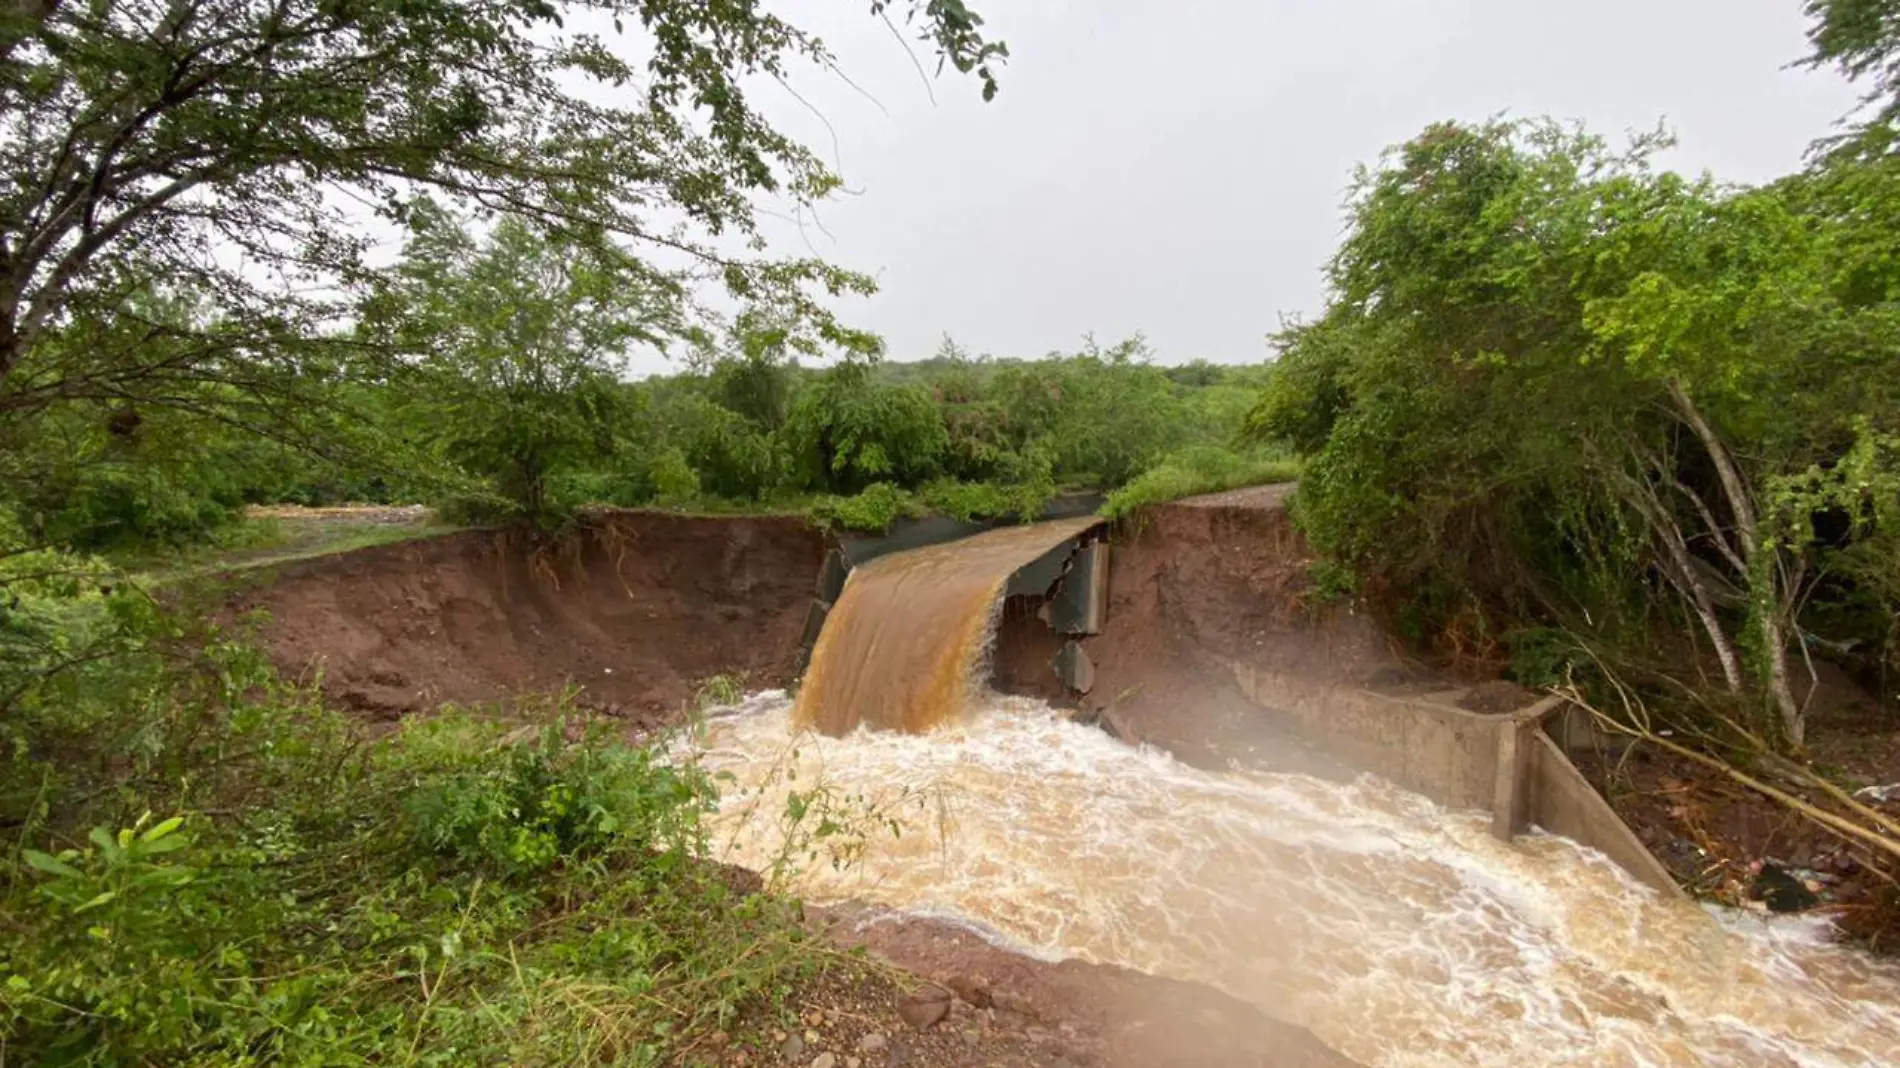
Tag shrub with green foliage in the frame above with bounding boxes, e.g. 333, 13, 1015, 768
1250, 118, 1900, 745
782, 361, 949, 496
1101, 444, 1301, 521
0, 579, 825, 1066
366, 210, 681, 524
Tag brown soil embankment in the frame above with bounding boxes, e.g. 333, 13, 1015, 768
232, 511, 825, 730
1068, 484, 1405, 774
227, 505, 1363, 1066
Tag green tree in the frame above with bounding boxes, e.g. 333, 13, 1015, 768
0, 0, 1003, 495
1805, 0, 1900, 132
1252, 119, 1900, 747
782, 360, 947, 495
368, 210, 672, 521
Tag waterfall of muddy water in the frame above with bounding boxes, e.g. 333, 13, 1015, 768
793, 517, 1101, 735
685, 693, 1900, 1068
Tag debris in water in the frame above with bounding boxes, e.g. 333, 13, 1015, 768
1749, 860, 1820, 913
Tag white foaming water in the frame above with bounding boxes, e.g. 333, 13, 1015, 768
681, 693, 1900, 1068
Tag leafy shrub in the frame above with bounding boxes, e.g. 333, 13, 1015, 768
396, 712, 713, 876
916, 477, 1054, 523
648, 445, 703, 505
671, 394, 782, 501
782, 362, 948, 495
1100, 444, 1301, 521
808, 482, 919, 532
1, 638, 819, 1066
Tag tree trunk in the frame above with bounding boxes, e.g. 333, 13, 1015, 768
1624, 468, 1747, 694
1668, 379, 1805, 748
0, 327, 16, 387
1764, 611, 1804, 748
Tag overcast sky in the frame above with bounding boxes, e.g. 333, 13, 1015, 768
666, 1, 1863, 373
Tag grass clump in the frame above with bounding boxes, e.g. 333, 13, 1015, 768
1100, 445, 1301, 521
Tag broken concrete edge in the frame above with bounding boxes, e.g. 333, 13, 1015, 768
1222, 662, 1684, 899
1054, 641, 1096, 695
834, 494, 1107, 570
1049, 542, 1110, 636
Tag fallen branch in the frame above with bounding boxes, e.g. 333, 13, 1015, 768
1559, 685, 1900, 865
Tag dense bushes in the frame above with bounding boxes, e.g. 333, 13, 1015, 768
1252, 119, 1900, 745
0, 318, 1287, 547
621, 335, 1281, 527
0, 556, 817, 1065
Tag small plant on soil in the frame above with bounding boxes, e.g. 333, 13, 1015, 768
694, 672, 750, 710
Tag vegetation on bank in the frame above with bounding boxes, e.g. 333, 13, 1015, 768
0, 580, 829, 1063
1249, 114, 1900, 751
4, 1, 1900, 1062
1241, 1, 1900, 938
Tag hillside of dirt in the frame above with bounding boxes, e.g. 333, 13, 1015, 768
1066, 485, 1404, 775
231, 511, 826, 730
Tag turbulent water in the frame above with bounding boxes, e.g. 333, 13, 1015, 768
683, 693, 1900, 1068
793, 518, 1099, 735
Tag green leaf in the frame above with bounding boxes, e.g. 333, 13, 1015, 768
21, 849, 81, 879
136, 834, 191, 856
74, 890, 119, 913
87, 826, 122, 861
140, 816, 185, 843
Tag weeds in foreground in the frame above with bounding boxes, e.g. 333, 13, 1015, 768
694, 673, 750, 711
0, 574, 839, 1065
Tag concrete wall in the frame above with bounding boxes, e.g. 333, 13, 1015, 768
1524, 732, 1680, 893
1224, 663, 1499, 809
1222, 661, 1682, 897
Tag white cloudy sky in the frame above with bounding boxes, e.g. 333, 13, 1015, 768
652, 1, 1864, 372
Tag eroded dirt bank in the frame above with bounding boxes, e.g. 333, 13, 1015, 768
231, 507, 1359, 1067
1065, 484, 1402, 774
234, 511, 825, 729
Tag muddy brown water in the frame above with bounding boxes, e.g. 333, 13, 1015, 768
687, 521, 1900, 1067
794, 517, 1100, 735
687, 695, 1900, 1068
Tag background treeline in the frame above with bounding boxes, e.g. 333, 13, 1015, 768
1, 273, 1288, 551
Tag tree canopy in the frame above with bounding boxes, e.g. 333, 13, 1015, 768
0, 0, 1003, 427
1251, 118, 1900, 747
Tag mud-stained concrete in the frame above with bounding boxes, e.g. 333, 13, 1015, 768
232, 511, 825, 729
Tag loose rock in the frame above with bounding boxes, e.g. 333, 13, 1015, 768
856, 1033, 888, 1053
896, 989, 951, 1030
780, 1034, 807, 1060
811, 1054, 837, 1068
947, 975, 993, 1009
